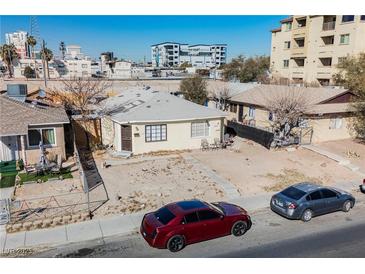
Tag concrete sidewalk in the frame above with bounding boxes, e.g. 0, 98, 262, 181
0, 180, 361, 254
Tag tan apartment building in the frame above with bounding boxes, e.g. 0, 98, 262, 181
270, 15, 365, 86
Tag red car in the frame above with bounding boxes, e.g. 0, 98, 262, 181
140, 200, 252, 252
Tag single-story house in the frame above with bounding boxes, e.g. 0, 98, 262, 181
100, 89, 227, 155
0, 91, 70, 164
227, 85, 358, 143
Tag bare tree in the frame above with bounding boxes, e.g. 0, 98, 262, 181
210, 83, 232, 111
264, 88, 313, 138
48, 78, 112, 149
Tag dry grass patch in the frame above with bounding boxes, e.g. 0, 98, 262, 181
263, 168, 323, 192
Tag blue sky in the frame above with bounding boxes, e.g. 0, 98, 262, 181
0, 15, 287, 62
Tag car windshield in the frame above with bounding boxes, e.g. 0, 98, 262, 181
281, 186, 306, 200
154, 207, 176, 225
209, 202, 225, 215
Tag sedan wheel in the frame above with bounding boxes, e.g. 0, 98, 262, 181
342, 200, 352, 212
231, 221, 247, 237
167, 235, 185, 252
301, 209, 313, 222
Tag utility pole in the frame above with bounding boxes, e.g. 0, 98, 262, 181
41, 40, 47, 87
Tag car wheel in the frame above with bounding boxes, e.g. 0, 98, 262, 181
167, 235, 185, 252
301, 209, 313, 222
231, 221, 247, 237
342, 200, 352, 212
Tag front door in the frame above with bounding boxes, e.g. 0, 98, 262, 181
238, 105, 243, 122
0, 136, 18, 162
121, 125, 132, 151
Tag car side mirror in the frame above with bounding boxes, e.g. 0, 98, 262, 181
336, 194, 341, 198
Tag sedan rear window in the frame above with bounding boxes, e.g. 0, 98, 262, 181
154, 207, 176, 225
281, 186, 306, 200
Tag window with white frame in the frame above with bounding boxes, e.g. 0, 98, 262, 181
28, 128, 56, 147
283, 59, 289, 68
191, 121, 210, 138
340, 34, 350, 45
329, 117, 343, 129
248, 107, 255, 118
145, 124, 167, 142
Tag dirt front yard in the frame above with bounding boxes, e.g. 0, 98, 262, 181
92, 155, 225, 218
190, 139, 362, 195
318, 139, 365, 171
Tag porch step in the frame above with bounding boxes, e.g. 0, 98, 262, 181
108, 149, 133, 159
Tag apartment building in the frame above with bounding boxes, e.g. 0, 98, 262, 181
151, 42, 227, 68
5, 30, 29, 59
270, 15, 365, 86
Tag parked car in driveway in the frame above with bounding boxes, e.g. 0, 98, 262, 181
360, 179, 365, 194
270, 182, 355, 222
140, 199, 252, 252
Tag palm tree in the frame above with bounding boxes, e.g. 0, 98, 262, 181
26, 36, 37, 77
0, 44, 18, 78
40, 47, 53, 79
59, 41, 66, 60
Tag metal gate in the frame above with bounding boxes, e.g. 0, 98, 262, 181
299, 127, 313, 145
0, 198, 10, 225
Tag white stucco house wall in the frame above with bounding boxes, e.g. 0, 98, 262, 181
100, 89, 227, 155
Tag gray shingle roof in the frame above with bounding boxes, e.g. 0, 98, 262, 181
102, 90, 227, 124
0, 95, 69, 136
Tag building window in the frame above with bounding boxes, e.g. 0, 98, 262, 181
191, 121, 210, 138
361, 15, 365, 21
81, 64, 88, 68
342, 15, 355, 23
284, 41, 291, 49
340, 34, 350, 45
248, 107, 255, 118
268, 112, 274, 121
230, 103, 237, 113
145, 124, 167, 142
283, 59, 289, 68
329, 117, 343, 129
338, 57, 347, 64
28, 128, 56, 147
321, 35, 334, 45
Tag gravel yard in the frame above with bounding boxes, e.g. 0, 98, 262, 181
93, 155, 225, 218
190, 139, 362, 196
318, 139, 365, 171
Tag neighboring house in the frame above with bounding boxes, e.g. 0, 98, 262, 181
0, 89, 69, 164
227, 85, 357, 143
100, 89, 227, 155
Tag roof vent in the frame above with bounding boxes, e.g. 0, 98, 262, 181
7, 84, 27, 102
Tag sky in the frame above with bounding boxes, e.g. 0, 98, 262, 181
0, 15, 287, 62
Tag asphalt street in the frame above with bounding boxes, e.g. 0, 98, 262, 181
35, 193, 365, 258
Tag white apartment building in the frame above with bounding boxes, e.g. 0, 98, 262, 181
270, 15, 365, 86
64, 45, 91, 61
13, 59, 60, 79
5, 30, 29, 59
151, 42, 227, 68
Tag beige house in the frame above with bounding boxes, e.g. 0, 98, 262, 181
100, 90, 226, 155
227, 85, 357, 143
270, 15, 365, 86
0, 93, 69, 164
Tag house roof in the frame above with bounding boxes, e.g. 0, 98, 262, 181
271, 27, 282, 33
0, 95, 69, 136
280, 16, 293, 23
229, 85, 353, 115
102, 89, 227, 124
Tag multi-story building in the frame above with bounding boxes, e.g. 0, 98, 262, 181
151, 42, 227, 68
5, 30, 29, 59
270, 15, 365, 86
64, 44, 91, 61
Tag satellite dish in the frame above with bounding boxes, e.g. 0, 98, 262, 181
38, 89, 46, 98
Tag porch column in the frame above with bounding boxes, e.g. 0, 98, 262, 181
20, 135, 27, 165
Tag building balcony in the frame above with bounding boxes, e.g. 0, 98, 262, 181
316, 66, 333, 77
291, 48, 306, 58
